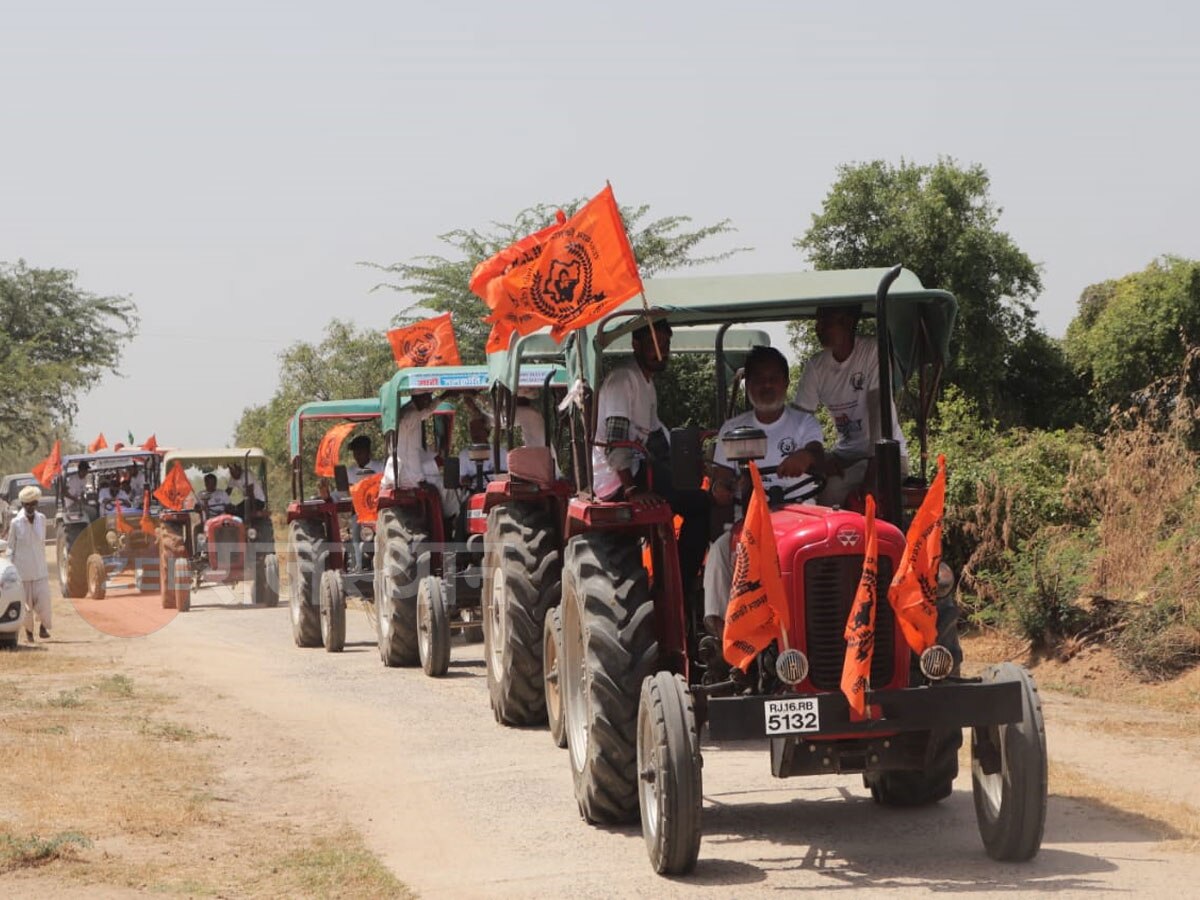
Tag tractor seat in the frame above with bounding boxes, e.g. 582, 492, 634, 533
507, 447, 555, 488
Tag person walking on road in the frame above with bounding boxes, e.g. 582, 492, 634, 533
7, 485, 51, 643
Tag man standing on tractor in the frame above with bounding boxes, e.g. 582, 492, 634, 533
702, 345, 825, 639
592, 319, 710, 594
794, 305, 909, 507
7, 486, 51, 642
64, 460, 92, 520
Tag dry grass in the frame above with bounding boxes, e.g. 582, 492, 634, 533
1051, 761, 1200, 850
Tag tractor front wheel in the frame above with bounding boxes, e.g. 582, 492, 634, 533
86, 553, 107, 600
320, 569, 346, 653
417, 575, 451, 677
543, 606, 566, 749
637, 671, 702, 875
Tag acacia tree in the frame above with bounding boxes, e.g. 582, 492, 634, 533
364, 201, 747, 364
0, 260, 138, 469
1064, 255, 1200, 412
795, 158, 1080, 428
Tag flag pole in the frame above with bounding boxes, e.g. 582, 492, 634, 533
607, 179, 661, 362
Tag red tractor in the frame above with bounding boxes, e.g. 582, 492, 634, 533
542, 268, 1045, 874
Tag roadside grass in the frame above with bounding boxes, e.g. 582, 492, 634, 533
0, 830, 92, 873
250, 829, 416, 899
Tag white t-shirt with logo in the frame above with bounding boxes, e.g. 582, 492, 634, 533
591, 359, 665, 500
713, 406, 824, 499
794, 336, 907, 460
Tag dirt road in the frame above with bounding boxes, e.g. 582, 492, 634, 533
38, 577, 1186, 900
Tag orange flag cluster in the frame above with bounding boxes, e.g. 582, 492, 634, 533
155, 462, 194, 511
114, 501, 134, 534
470, 185, 644, 353
387, 313, 461, 369
32, 441, 62, 488
841, 495, 879, 719
315, 422, 358, 478
350, 473, 383, 523
887, 455, 946, 654
722, 462, 791, 672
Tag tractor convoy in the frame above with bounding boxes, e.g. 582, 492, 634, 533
46, 267, 1048, 877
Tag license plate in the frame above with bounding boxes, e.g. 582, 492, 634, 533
764, 697, 820, 735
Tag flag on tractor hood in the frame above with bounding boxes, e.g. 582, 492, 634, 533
315, 422, 357, 478
114, 501, 134, 534
350, 472, 383, 523
842, 495, 879, 720
723, 462, 792, 671
387, 313, 461, 369
887, 455, 946, 654
32, 441, 62, 489
472, 185, 644, 352
88, 433, 108, 453
155, 461, 193, 511
139, 491, 156, 535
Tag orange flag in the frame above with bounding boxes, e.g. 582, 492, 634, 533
88, 432, 108, 453
32, 441, 62, 488
140, 434, 158, 452
387, 313, 461, 369
139, 491, 156, 535
350, 473, 383, 523
471, 186, 644, 348
887, 455, 946, 654
723, 462, 791, 672
315, 422, 358, 478
155, 461, 193, 511
842, 495, 879, 720
114, 501, 134, 534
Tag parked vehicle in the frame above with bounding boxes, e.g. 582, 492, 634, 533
0, 542, 23, 648
0, 473, 56, 540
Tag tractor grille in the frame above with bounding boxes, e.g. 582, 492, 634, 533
802, 555, 896, 691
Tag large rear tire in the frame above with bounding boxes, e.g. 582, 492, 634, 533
288, 520, 324, 648
417, 575, 451, 677
637, 672, 702, 875
865, 729, 962, 806
972, 663, 1047, 861
374, 506, 427, 667
320, 569, 346, 653
544, 606, 567, 749
482, 504, 561, 726
561, 531, 659, 824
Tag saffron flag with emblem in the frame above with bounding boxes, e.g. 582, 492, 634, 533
140, 434, 158, 452
470, 186, 644, 350
841, 495, 878, 720
155, 461, 193, 511
723, 462, 791, 672
32, 441, 62, 489
114, 501, 133, 534
349, 473, 383, 523
88, 433, 108, 453
315, 422, 358, 478
887, 455, 946, 653
139, 491, 156, 535
387, 313, 461, 369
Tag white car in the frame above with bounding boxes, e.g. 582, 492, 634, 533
0, 541, 24, 648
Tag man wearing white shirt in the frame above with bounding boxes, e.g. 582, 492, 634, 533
98, 478, 132, 517
346, 435, 384, 569
227, 461, 265, 518
458, 417, 507, 489
7, 485, 51, 642
794, 305, 909, 507
702, 346, 824, 635
64, 461, 94, 522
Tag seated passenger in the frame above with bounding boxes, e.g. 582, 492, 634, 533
196, 473, 232, 519
347, 435, 384, 485
702, 346, 824, 638
458, 416, 507, 489
98, 476, 133, 516
126, 464, 146, 498
64, 461, 94, 520
227, 461, 265, 518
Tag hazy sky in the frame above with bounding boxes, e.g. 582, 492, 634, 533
4, 1, 1197, 449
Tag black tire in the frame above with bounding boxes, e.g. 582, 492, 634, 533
637, 672, 703, 875
865, 729, 962, 806
174, 558, 192, 612
0, 632, 17, 650
86, 553, 107, 600
561, 531, 659, 824
320, 569, 346, 653
544, 606, 567, 749
374, 506, 427, 667
255, 552, 280, 607
288, 520, 324, 648
417, 575, 451, 677
57, 524, 88, 599
482, 503, 561, 726
972, 663, 1047, 861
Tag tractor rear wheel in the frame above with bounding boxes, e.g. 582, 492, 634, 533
543, 606, 567, 749
320, 569, 346, 653
482, 503, 560, 725
374, 506, 427, 667
288, 520, 324, 648
561, 531, 658, 824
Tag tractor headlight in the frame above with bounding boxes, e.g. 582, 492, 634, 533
721, 426, 767, 464
247, 528, 258, 541
775, 648, 809, 686
919, 644, 955, 680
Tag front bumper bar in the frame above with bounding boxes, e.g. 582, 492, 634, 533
703, 678, 1022, 742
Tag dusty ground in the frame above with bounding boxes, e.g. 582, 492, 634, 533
3, 559, 1199, 898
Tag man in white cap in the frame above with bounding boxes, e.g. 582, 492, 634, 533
6, 485, 51, 642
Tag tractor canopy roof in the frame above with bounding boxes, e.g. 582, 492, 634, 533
162, 448, 267, 471
61, 449, 159, 474
487, 327, 770, 394
378, 364, 566, 433
571, 268, 957, 388
287, 397, 381, 460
